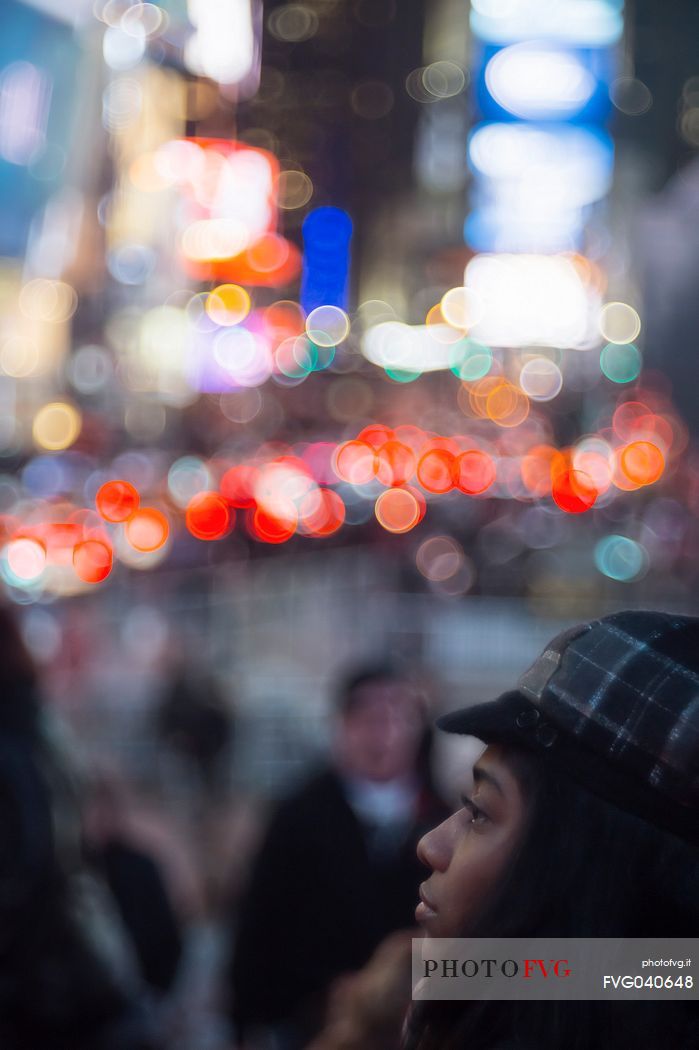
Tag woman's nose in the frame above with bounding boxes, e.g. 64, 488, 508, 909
417, 815, 456, 872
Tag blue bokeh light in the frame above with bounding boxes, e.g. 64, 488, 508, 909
301, 206, 353, 314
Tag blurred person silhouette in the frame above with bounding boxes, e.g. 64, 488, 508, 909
0, 604, 157, 1049
83, 768, 183, 996
228, 662, 448, 1050
155, 660, 234, 798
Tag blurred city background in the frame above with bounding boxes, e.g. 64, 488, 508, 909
1, 0, 699, 1045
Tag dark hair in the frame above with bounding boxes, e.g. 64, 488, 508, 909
335, 661, 422, 717
0, 606, 37, 686
406, 746, 699, 1050
0, 605, 40, 735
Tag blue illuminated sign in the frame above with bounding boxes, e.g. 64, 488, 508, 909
300, 206, 353, 314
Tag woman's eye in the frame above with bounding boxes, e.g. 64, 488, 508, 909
461, 797, 488, 826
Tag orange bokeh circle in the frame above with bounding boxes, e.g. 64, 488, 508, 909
96, 480, 139, 523
73, 539, 113, 584
125, 508, 169, 552
186, 491, 232, 540
299, 488, 345, 537
454, 450, 496, 495
375, 441, 416, 487
333, 441, 376, 485
375, 487, 422, 533
620, 441, 665, 486
521, 445, 566, 498
486, 381, 530, 428
245, 233, 290, 274
250, 507, 297, 544
417, 449, 456, 494
220, 465, 260, 508
357, 423, 394, 449
468, 376, 505, 418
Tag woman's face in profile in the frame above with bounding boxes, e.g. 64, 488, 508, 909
416, 744, 529, 938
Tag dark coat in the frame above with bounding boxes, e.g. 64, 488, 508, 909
88, 839, 182, 993
0, 687, 153, 1049
230, 767, 448, 1041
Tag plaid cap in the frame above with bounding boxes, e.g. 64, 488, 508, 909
438, 610, 699, 844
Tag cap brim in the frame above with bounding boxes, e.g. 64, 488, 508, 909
436, 690, 699, 845
437, 690, 534, 746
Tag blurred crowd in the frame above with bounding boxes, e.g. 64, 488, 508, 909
0, 603, 458, 1050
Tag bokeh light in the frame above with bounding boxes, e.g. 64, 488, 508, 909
298, 488, 345, 537
572, 439, 613, 494
485, 42, 596, 121
168, 457, 213, 507
250, 507, 297, 544
19, 279, 78, 323
246, 234, 292, 276
463, 252, 601, 347
612, 400, 653, 442
32, 403, 82, 451
268, 4, 318, 42
375, 487, 422, 533
181, 219, 250, 263
125, 508, 170, 552
417, 449, 456, 494
599, 301, 641, 344
491, 383, 528, 426
220, 465, 260, 507
426, 304, 463, 343
333, 441, 376, 485
375, 441, 416, 487
440, 286, 484, 329
275, 334, 334, 379
428, 559, 476, 597
600, 342, 641, 383
73, 540, 113, 584
185, 492, 232, 540
120, 3, 167, 38
619, 441, 665, 486
551, 468, 598, 513
68, 345, 113, 395
519, 358, 563, 401
594, 535, 648, 581
610, 76, 653, 115
264, 300, 306, 341
305, 305, 350, 347
454, 450, 496, 494
0, 0, 691, 592
1, 337, 40, 378
96, 480, 140, 522
276, 170, 313, 209
416, 535, 464, 581
205, 284, 251, 326
422, 61, 466, 99
450, 339, 493, 381
115, 530, 170, 571
6, 538, 46, 582
213, 327, 274, 387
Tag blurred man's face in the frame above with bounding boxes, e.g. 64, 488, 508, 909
336, 680, 425, 782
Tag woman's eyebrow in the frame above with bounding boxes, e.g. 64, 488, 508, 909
472, 765, 505, 797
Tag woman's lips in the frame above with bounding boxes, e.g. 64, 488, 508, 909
415, 882, 438, 923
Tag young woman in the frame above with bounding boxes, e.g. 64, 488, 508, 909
406, 610, 699, 1050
